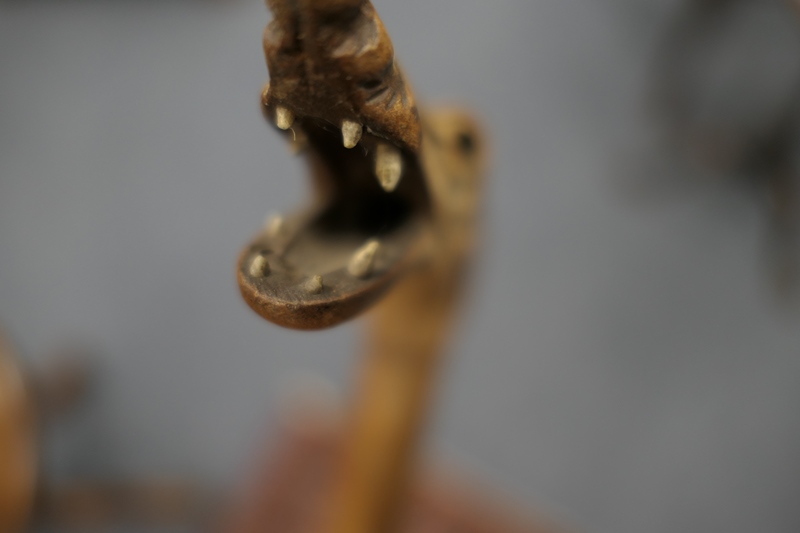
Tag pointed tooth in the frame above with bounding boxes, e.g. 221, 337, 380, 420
304, 275, 323, 295
275, 106, 294, 130
341, 120, 362, 149
347, 239, 381, 279
249, 254, 270, 278
265, 213, 285, 238
375, 144, 403, 192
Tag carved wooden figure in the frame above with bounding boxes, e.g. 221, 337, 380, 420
232, 1, 509, 532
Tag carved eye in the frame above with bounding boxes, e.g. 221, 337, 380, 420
457, 132, 475, 155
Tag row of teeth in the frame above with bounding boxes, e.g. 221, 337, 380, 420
274, 105, 403, 193
261, 99, 390, 288
249, 233, 382, 289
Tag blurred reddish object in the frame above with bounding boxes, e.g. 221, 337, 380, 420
220, 406, 566, 533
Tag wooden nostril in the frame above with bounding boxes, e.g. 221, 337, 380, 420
360, 79, 382, 90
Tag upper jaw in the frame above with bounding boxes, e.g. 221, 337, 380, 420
259, 0, 431, 237
261, 0, 421, 154
237, 0, 432, 330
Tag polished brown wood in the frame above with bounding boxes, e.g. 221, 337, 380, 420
0, 332, 37, 533
236, 2, 488, 532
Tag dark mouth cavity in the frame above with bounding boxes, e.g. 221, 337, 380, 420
296, 116, 430, 244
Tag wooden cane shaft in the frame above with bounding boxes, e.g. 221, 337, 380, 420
323, 260, 460, 533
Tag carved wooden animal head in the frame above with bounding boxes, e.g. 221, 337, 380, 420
238, 0, 487, 329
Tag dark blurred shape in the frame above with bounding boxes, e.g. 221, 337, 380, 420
39, 478, 217, 530
649, 0, 800, 298
218, 402, 567, 533
35, 348, 94, 419
0, 326, 216, 532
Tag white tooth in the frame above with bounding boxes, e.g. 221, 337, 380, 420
275, 106, 294, 130
304, 275, 323, 294
265, 213, 285, 238
347, 239, 380, 279
249, 254, 270, 278
375, 144, 403, 192
341, 120, 362, 149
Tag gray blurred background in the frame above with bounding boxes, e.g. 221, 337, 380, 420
2, 1, 800, 532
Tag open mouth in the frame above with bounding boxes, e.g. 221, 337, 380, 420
236, 0, 481, 330
237, 103, 432, 330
